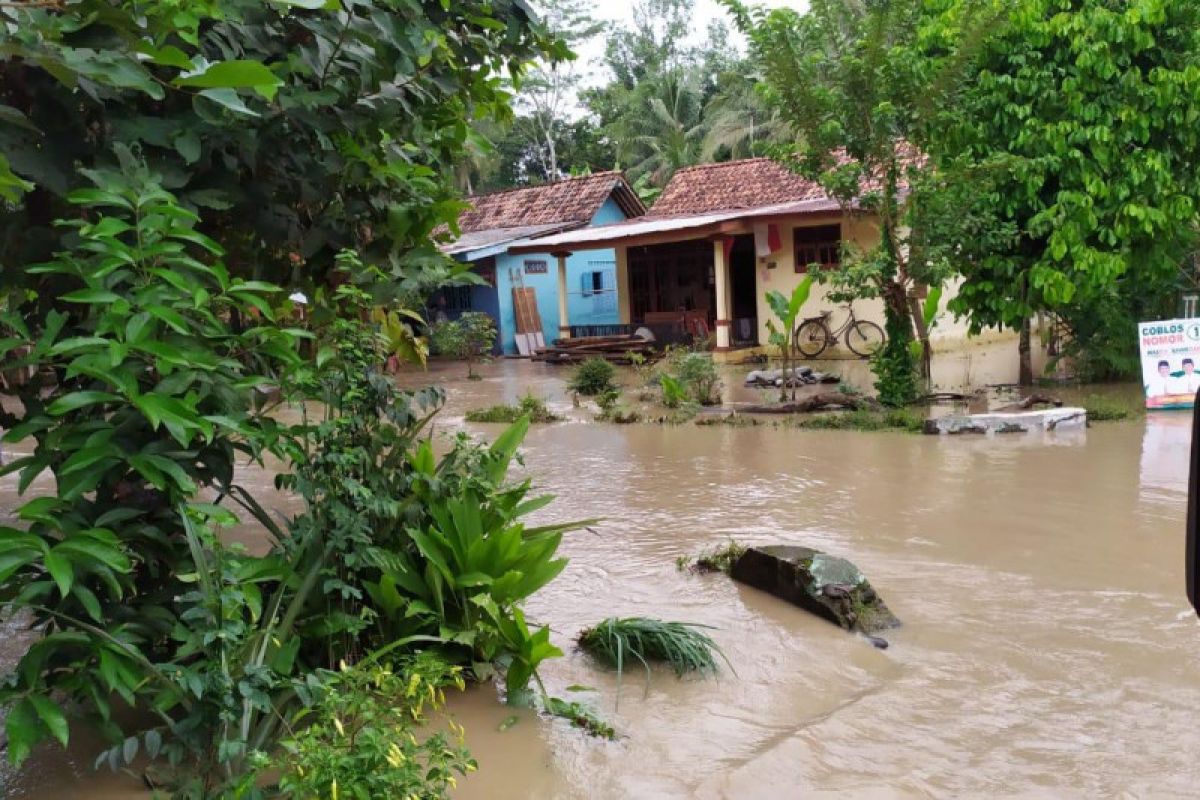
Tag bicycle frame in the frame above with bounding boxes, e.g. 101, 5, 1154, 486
804, 305, 858, 344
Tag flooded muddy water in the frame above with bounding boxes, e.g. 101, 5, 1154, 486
5, 359, 1199, 799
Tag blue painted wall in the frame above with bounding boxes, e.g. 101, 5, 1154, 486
484, 197, 627, 354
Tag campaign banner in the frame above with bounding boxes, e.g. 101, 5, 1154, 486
1139, 318, 1200, 409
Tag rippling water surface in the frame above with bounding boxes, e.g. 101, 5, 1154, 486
4, 360, 1196, 799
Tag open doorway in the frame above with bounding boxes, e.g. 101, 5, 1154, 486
729, 235, 758, 346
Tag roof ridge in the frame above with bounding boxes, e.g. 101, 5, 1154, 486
464, 170, 623, 201
669, 157, 775, 175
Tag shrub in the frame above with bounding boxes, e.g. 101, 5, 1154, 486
430, 312, 497, 379
659, 373, 688, 409
276, 656, 475, 799
465, 393, 562, 423
0, 170, 579, 792
0, 169, 305, 781
674, 353, 723, 406
567, 357, 617, 396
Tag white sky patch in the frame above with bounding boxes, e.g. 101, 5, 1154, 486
542, 0, 806, 94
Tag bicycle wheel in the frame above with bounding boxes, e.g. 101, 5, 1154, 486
846, 320, 885, 358
795, 320, 830, 358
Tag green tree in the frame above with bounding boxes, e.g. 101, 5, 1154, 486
0, 0, 563, 294
513, 0, 604, 181
727, 0, 989, 404
936, 0, 1200, 382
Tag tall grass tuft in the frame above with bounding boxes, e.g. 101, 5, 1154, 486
577, 617, 730, 683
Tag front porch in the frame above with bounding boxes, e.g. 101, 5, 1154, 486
547, 232, 762, 353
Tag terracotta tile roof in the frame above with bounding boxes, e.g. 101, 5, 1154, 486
456, 171, 645, 233
649, 158, 829, 217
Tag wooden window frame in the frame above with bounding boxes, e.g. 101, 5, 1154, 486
793, 224, 842, 273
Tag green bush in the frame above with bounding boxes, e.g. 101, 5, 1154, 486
659, 373, 688, 409
0, 170, 579, 794
430, 312, 497, 378
0, 169, 305, 782
276, 656, 475, 800
674, 353, 723, 406
567, 357, 617, 396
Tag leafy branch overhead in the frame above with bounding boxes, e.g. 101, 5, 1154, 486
0, 0, 567, 290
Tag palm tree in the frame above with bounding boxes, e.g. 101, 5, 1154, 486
700, 72, 787, 160
626, 72, 706, 187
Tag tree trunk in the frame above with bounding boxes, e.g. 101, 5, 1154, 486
907, 293, 932, 385
1018, 316, 1033, 386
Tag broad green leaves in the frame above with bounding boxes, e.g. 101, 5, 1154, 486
175, 60, 283, 100
937, 0, 1200, 378
0, 0, 561, 294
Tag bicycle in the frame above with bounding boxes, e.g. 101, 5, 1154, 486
795, 303, 886, 359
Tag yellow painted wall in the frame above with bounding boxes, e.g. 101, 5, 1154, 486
749, 215, 1048, 381
752, 215, 885, 352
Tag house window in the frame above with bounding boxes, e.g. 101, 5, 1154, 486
581, 270, 605, 296
794, 224, 842, 272
443, 285, 473, 312
524, 259, 548, 275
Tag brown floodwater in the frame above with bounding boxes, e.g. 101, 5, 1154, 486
4, 357, 1198, 799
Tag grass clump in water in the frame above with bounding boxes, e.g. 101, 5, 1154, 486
679, 539, 746, 574
595, 388, 641, 423
694, 413, 761, 427
577, 617, 729, 679
789, 408, 924, 433
1082, 394, 1135, 422
543, 697, 616, 740
464, 393, 562, 423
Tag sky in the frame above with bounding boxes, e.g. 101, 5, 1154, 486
568, 0, 804, 87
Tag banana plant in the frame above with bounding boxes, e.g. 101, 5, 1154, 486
765, 275, 816, 402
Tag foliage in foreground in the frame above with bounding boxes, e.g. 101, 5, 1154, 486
465, 394, 562, 424
0, 0, 562, 296
567, 357, 618, 397
577, 618, 728, 681
0, 172, 578, 795
276, 657, 475, 800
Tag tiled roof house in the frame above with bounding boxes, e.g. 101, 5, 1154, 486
435, 172, 645, 354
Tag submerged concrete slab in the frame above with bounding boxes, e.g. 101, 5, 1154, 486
922, 406, 1087, 436
730, 545, 900, 634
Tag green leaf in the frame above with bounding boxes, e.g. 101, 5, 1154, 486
178, 61, 282, 100
44, 550, 73, 597
47, 391, 121, 415
6, 698, 39, 765
29, 695, 69, 748
173, 130, 202, 164
62, 288, 121, 304
196, 88, 260, 117
72, 583, 103, 621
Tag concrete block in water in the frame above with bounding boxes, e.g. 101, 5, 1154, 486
730, 545, 900, 634
922, 407, 1087, 436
